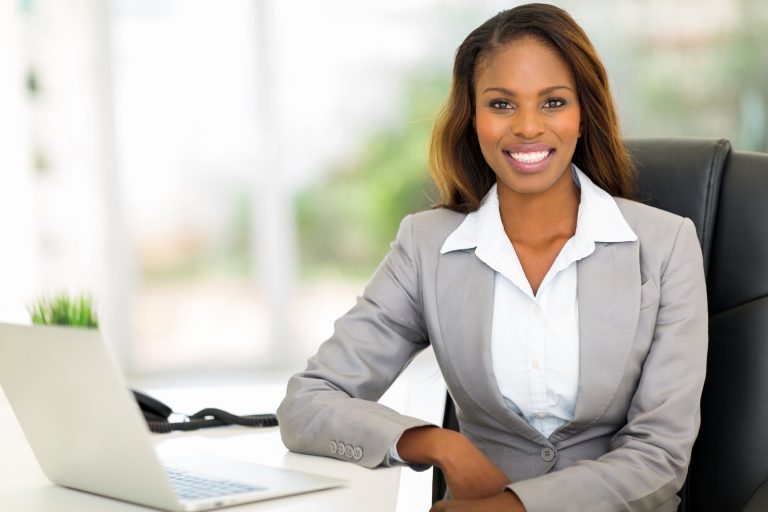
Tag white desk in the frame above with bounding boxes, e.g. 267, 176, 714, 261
0, 350, 445, 512
0, 400, 400, 511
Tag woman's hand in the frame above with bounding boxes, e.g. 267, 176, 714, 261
430, 491, 526, 512
397, 426, 511, 499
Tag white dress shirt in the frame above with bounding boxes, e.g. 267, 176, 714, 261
440, 165, 636, 438
390, 165, 636, 461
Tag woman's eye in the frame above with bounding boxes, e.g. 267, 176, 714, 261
543, 98, 566, 109
490, 100, 513, 110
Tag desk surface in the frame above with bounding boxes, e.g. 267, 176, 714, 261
0, 349, 445, 512
0, 400, 401, 511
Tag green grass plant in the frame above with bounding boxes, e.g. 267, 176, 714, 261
27, 292, 99, 328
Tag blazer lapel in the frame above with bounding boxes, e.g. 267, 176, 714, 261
436, 249, 547, 444
551, 240, 641, 442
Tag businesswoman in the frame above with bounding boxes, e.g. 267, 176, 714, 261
278, 4, 707, 511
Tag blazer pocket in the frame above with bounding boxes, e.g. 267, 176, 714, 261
640, 278, 660, 309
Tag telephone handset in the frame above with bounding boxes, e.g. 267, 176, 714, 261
131, 389, 278, 433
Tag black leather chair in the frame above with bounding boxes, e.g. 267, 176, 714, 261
433, 138, 768, 511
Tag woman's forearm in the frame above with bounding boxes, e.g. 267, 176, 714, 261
396, 425, 452, 466
397, 426, 512, 500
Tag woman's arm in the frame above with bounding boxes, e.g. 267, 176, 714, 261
277, 215, 435, 468
398, 426, 511, 500
398, 426, 526, 511
431, 493, 525, 512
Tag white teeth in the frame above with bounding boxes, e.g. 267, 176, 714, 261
507, 150, 550, 163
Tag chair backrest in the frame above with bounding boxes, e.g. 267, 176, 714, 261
625, 138, 729, 271
433, 138, 768, 511
631, 139, 768, 511
686, 144, 768, 511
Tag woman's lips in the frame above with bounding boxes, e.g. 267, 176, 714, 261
503, 146, 555, 173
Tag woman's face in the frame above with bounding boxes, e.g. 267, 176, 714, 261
473, 36, 581, 200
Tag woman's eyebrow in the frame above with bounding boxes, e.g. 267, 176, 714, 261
481, 85, 574, 96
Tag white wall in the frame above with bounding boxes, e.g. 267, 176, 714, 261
0, 2, 39, 323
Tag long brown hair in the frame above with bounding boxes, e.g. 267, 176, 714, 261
430, 3, 635, 212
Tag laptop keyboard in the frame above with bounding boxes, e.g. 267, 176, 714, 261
165, 467, 265, 501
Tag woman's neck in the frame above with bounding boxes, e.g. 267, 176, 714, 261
497, 173, 580, 245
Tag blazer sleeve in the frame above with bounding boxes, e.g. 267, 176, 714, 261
276, 214, 434, 468
508, 218, 708, 511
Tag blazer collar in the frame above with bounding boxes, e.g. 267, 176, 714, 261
440, 165, 637, 256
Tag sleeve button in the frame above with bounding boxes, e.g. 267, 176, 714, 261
344, 445, 354, 458
353, 446, 363, 460
329, 440, 338, 454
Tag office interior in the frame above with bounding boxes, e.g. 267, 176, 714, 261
0, 0, 768, 400
0, 0, 768, 380
0, 0, 766, 508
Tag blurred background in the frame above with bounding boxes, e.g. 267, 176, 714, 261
1, 0, 766, 380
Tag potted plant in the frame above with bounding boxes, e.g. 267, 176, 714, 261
27, 292, 99, 328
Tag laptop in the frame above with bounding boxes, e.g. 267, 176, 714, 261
0, 322, 345, 511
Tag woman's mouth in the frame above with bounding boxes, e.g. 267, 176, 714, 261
503, 147, 555, 173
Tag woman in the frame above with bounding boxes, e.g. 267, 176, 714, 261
277, 4, 707, 511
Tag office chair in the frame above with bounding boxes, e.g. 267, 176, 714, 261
432, 138, 768, 511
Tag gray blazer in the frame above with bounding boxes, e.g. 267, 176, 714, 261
277, 198, 708, 512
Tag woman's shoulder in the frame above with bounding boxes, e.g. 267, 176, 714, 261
401, 207, 467, 250
614, 197, 701, 265
409, 206, 467, 227
614, 197, 689, 237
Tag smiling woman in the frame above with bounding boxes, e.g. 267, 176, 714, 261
429, 4, 634, 214
277, 4, 707, 512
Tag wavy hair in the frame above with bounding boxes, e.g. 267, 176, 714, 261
429, 3, 635, 212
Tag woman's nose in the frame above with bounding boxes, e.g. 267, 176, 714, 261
513, 108, 544, 139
